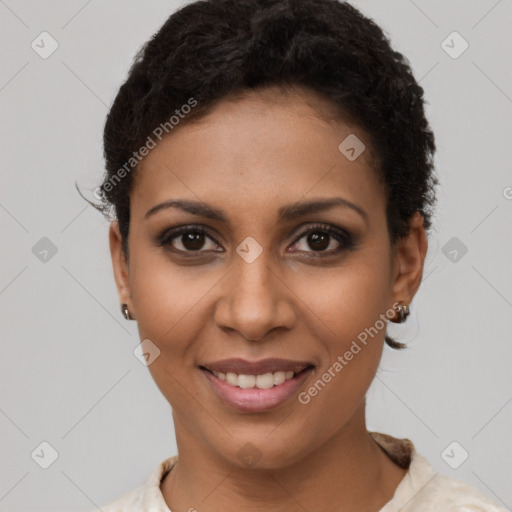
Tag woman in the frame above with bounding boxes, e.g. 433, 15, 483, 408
84, 0, 506, 510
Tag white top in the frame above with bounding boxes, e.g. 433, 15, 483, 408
96, 432, 506, 512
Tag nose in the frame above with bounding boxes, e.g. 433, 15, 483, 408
214, 249, 297, 342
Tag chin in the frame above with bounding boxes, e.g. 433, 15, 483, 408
211, 427, 316, 471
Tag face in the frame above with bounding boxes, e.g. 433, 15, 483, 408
110, 85, 427, 469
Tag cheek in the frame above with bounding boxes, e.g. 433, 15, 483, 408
129, 245, 209, 343
291, 255, 391, 345
290, 258, 390, 405
128, 251, 215, 399
129, 262, 208, 414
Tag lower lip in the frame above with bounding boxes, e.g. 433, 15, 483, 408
201, 367, 314, 413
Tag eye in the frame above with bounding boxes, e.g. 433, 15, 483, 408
157, 224, 222, 254
288, 223, 355, 256
156, 222, 356, 258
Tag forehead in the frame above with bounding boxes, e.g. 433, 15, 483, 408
130, 86, 386, 224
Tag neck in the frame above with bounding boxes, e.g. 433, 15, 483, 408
161, 405, 407, 512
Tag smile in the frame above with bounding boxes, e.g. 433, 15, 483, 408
212, 370, 295, 389
199, 358, 315, 412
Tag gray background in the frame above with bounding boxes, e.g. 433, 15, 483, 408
1, 1, 511, 511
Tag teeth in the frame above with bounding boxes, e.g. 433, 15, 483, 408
214, 370, 297, 389
226, 372, 238, 386
238, 374, 256, 389
273, 371, 286, 385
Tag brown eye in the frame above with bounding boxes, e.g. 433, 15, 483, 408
304, 231, 331, 251
157, 225, 221, 254
179, 231, 208, 251
289, 224, 354, 256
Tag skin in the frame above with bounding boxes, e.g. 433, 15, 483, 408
109, 85, 428, 512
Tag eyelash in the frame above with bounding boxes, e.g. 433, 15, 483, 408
156, 223, 356, 259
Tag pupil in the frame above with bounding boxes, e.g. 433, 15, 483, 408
183, 232, 204, 250
308, 232, 329, 251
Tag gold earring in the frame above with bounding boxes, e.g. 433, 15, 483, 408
121, 303, 132, 320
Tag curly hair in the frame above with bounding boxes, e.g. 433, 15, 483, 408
79, 0, 438, 349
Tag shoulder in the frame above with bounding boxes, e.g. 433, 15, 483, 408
98, 485, 145, 512
368, 433, 506, 512
394, 452, 507, 512
408, 471, 507, 511
88, 455, 178, 512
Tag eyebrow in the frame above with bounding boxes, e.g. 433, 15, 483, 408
144, 197, 369, 227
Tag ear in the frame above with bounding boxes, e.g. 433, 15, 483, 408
390, 211, 428, 312
109, 221, 134, 318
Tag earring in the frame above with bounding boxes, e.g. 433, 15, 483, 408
395, 303, 410, 323
121, 303, 132, 320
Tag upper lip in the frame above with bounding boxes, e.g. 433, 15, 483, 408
201, 358, 313, 375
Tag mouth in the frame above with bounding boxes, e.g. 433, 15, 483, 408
199, 358, 315, 412
201, 367, 311, 389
